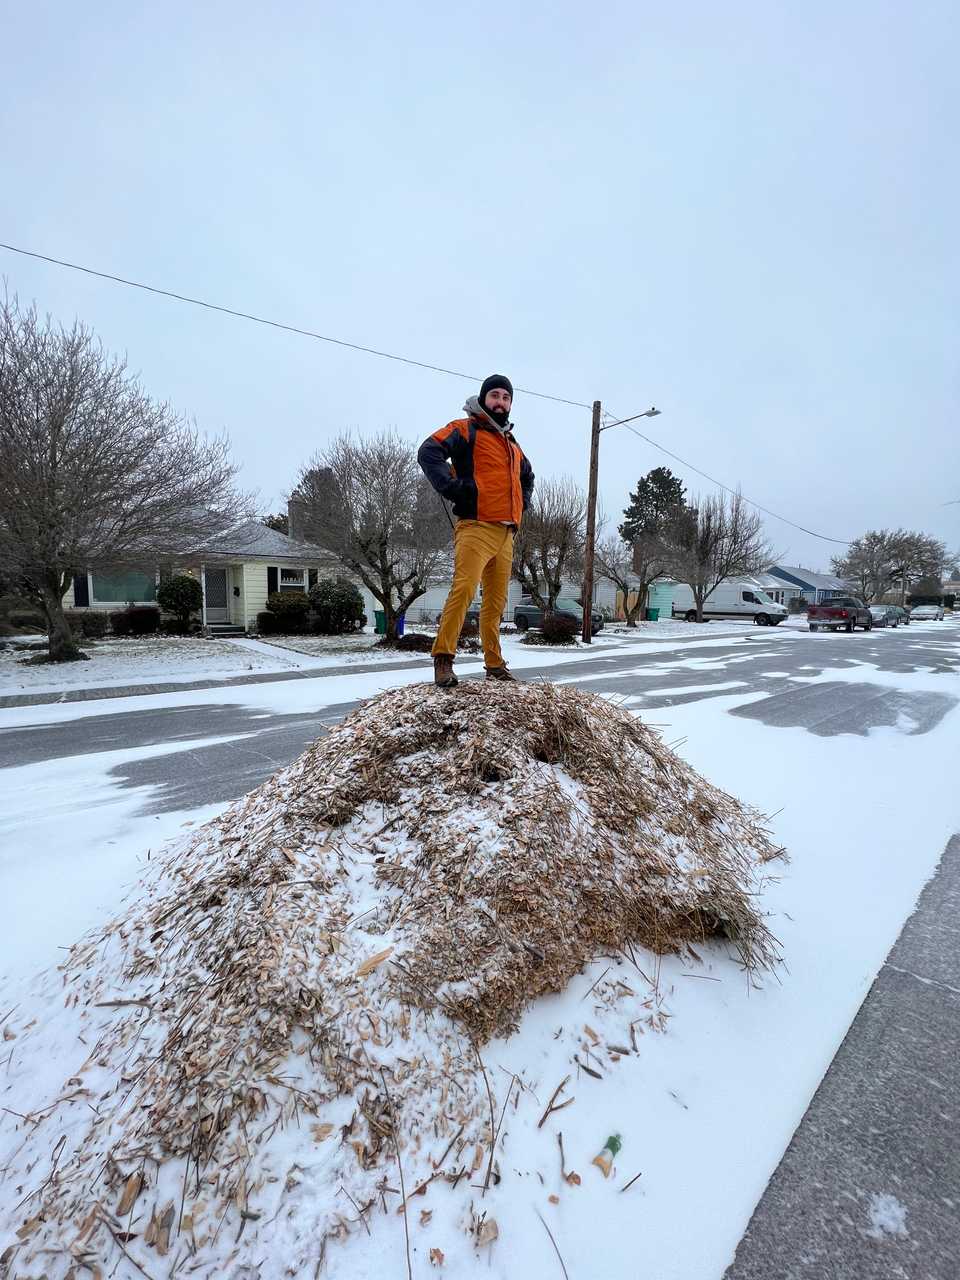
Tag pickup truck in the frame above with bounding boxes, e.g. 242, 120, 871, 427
514, 596, 604, 635
807, 597, 872, 633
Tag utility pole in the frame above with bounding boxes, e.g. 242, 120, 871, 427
581, 400, 602, 644
581, 401, 661, 645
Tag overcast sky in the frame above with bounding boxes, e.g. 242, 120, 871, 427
2, 1, 957, 569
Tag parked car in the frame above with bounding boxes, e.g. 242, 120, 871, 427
670, 580, 788, 626
868, 604, 900, 628
807, 597, 872, 632
910, 604, 944, 620
514, 596, 604, 634
890, 605, 910, 625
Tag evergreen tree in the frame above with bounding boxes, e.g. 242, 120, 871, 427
619, 467, 686, 543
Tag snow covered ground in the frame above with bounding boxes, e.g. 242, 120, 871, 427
0, 618, 776, 699
0, 623, 957, 1277
0, 634, 289, 694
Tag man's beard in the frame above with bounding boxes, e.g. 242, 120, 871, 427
485, 405, 510, 427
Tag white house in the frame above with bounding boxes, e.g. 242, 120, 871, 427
63, 521, 338, 633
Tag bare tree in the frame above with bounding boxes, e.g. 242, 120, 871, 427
293, 431, 449, 641
512, 476, 586, 611
595, 533, 670, 626
832, 528, 948, 605
885, 529, 947, 605
595, 535, 640, 624
830, 531, 891, 603
664, 491, 774, 622
0, 297, 249, 661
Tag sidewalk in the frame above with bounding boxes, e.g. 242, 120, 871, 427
726, 834, 960, 1279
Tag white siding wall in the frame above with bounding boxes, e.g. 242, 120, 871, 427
229, 566, 245, 627
63, 579, 76, 608
242, 563, 270, 630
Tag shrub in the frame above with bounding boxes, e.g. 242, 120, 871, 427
541, 612, 579, 644
256, 611, 280, 635
265, 590, 310, 632
157, 575, 204, 633
391, 632, 434, 653
110, 607, 160, 636
64, 609, 109, 639
308, 579, 366, 635
7, 610, 45, 631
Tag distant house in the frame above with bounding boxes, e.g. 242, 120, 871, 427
64, 520, 339, 633
767, 565, 850, 604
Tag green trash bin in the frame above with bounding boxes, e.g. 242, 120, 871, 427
374, 610, 386, 635
645, 607, 660, 622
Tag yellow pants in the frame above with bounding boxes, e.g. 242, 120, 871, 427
433, 520, 514, 666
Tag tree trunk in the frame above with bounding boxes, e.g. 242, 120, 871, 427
40, 581, 86, 662
624, 587, 646, 627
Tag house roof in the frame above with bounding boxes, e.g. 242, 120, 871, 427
201, 520, 330, 563
768, 565, 849, 592
753, 572, 800, 592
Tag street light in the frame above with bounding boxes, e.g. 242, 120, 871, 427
581, 404, 661, 644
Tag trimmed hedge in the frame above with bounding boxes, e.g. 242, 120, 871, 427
265, 590, 310, 633
64, 609, 110, 639
110, 607, 161, 636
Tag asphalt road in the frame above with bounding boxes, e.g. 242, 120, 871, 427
2, 620, 958, 1278
1, 623, 957, 817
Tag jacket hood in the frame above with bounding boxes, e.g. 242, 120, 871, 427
464, 395, 512, 435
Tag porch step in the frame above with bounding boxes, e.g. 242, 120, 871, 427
207, 625, 247, 637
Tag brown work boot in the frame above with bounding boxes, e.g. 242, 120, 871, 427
433, 654, 458, 688
485, 664, 517, 682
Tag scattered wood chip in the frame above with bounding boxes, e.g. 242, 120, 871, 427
312, 1123, 335, 1142
116, 1170, 143, 1217
476, 1217, 499, 1247
429, 1247, 445, 1267
356, 946, 394, 977
419, 1209, 433, 1227
548, 1194, 560, 1205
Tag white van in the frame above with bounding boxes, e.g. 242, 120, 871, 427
671, 579, 788, 626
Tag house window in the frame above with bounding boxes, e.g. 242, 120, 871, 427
279, 568, 306, 593
90, 570, 157, 604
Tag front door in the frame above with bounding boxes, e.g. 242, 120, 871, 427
205, 567, 229, 623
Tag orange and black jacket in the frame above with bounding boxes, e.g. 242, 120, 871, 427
418, 415, 534, 524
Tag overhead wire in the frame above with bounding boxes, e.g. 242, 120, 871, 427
0, 242, 591, 410
601, 408, 851, 545
2, 239, 851, 544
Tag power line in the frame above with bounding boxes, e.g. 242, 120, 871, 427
1, 239, 851, 544
603, 408, 851, 546
0, 241, 592, 411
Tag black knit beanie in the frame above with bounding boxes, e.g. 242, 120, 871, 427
479, 373, 513, 407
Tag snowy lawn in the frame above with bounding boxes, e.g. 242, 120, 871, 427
0, 620, 786, 699
1, 628, 956, 1277
253, 631, 435, 665
0, 635, 291, 695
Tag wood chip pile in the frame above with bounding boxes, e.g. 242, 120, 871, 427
0, 681, 783, 1278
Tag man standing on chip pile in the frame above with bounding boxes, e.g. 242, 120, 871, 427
418, 373, 535, 688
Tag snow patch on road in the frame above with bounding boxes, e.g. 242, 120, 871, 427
866, 1191, 909, 1240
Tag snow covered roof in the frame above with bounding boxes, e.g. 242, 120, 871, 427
200, 519, 330, 562
768, 565, 849, 592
